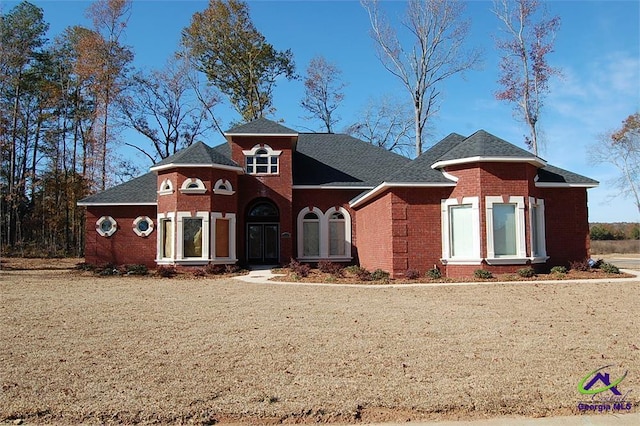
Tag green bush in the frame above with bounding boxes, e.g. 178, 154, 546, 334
517, 267, 536, 278
344, 265, 362, 274
371, 269, 390, 281
474, 269, 493, 279
590, 225, 614, 240
125, 264, 148, 276
550, 265, 567, 274
600, 262, 620, 274
426, 267, 442, 279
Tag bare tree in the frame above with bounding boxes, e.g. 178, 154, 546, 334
119, 56, 222, 164
589, 113, 640, 215
362, 0, 481, 157
345, 95, 414, 157
493, 0, 560, 155
300, 55, 346, 133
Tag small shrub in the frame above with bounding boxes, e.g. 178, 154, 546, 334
98, 263, 120, 276
371, 269, 390, 282
355, 267, 373, 281
426, 267, 442, 280
318, 260, 344, 276
225, 264, 240, 274
550, 265, 567, 275
192, 268, 207, 278
75, 262, 95, 271
569, 259, 591, 272
288, 259, 310, 278
517, 267, 536, 278
205, 263, 225, 275
600, 262, 620, 274
156, 265, 177, 278
126, 264, 148, 276
405, 268, 421, 280
474, 269, 493, 279
344, 265, 362, 275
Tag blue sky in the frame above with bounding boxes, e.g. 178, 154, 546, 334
6, 0, 640, 223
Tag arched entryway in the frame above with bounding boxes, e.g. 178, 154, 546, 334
246, 199, 279, 264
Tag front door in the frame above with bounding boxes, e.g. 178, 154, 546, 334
246, 200, 280, 264
247, 223, 279, 264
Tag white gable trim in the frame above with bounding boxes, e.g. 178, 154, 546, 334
78, 202, 157, 206
432, 156, 547, 169
534, 182, 599, 188
149, 163, 244, 173
350, 181, 456, 209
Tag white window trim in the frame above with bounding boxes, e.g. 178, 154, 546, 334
156, 212, 175, 263
243, 144, 282, 175
213, 178, 235, 195
211, 212, 237, 263
96, 216, 117, 237
158, 178, 174, 196
180, 178, 207, 194
132, 216, 154, 237
441, 197, 481, 265
297, 207, 325, 260
296, 206, 353, 261
485, 196, 527, 265
528, 197, 549, 263
325, 207, 352, 260
176, 211, 210, 264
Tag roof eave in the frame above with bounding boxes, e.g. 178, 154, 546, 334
350, 181, 457, 209
535, 182, 599, 188
225, 132, 298, 137
149, 163, 244, 173
431, 156, 547, 169
292, 185, 374, 190
77, 202, 158, 207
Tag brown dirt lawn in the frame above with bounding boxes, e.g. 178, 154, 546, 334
1, 265, 639, 424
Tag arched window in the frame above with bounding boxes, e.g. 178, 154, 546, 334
243, 144, 282, 175
180, 178, 206, 194
158, 178, 174, 196
297, 207, 351, 260
328, 211, 346, 256
213, 178, 234, 195
248, 201, 279, 220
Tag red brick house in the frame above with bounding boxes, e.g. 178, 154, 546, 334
78, 118, 598, 278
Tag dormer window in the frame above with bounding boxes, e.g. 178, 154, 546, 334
180, 178, 206, 194
243, 144, 281, 175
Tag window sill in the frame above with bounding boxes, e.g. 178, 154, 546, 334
179, 188, 207, 195
440, 258, 483, 265
530, 256, 550, 264
157, 189, 174, 196
484, 257, 530, 265
210, 258, 238, 264
213, 189, 235, 196
298, 256, 353, 262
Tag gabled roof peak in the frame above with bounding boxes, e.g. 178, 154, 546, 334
226, 117, 298, 136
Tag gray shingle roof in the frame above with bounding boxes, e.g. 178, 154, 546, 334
385, 133, 466, 183
226, 117, 297, 135
78, 172, 157, 205
537, 164, 599, 185
436, 130, 540, 163
152, 141, 238, 169
293, 133, 411, 186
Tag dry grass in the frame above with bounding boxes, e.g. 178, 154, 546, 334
1, 264, 639, 425
591, 239, 640, 255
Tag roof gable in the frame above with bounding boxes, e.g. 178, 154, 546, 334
226, 118, 297, 135
150, 141, 240, 171
432, 130, 546, 168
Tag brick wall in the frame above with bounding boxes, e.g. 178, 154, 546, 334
85, 205, 157, 267
354, 191, 394, 273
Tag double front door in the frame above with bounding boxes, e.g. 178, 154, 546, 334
247, 223, 279, 264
